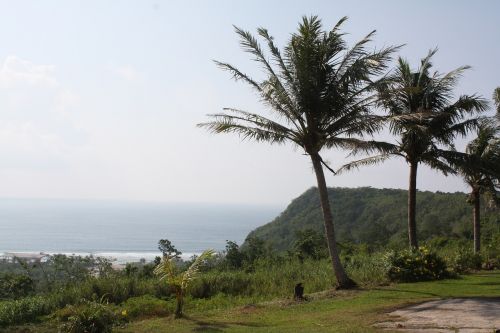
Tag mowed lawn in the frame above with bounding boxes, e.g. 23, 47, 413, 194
119, 271, 500, 333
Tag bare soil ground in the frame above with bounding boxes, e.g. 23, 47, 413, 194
375, 298, 500, 333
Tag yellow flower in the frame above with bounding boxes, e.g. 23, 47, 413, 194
121, 310, 128, 317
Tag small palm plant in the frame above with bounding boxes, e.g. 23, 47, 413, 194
154, 249, 215, 318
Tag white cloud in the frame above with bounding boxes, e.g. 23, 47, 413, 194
54, 89, 80, 116
0, 56, 86, 171
0, 56, 57, 88
111, 65, 141, 82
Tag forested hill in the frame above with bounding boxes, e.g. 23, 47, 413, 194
245, 187, 499, 251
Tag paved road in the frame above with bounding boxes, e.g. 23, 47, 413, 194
375, 298, 500, 333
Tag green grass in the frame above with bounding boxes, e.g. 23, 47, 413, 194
121, 271, 500, 333
4, 271, 499, 333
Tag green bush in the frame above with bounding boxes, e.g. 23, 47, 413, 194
344, 253, 390, 286
119, 295, 171, 319
58, 300, 116, 333
446, 248, 482, 273
0, 296, 53, 327
385, 247, 448, 282
0, 273, 34, 299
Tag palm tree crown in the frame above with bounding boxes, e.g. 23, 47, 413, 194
461, 125, 500, 193
339, 49, 488, 248
199, 16, 398, 159
455, 124, 500, 253
199, 16, 399, 288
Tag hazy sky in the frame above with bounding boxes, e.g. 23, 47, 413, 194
0, 1, 498, 206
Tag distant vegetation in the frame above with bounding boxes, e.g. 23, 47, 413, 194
246, 187, 499, 251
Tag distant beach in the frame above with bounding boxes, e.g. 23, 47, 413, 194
0, 199, 281, 263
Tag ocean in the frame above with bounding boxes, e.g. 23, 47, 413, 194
0, 199, 281, 263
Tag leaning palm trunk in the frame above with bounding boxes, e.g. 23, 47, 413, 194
408, 162, 418, 249
472, 189, 481, 253
310, 153, 354, 288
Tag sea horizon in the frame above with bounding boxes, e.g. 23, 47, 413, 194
0, 198, 281, 263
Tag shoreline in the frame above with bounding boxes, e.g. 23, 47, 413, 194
0, 250, 202, 264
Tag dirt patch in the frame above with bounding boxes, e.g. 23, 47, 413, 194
375, 298, 500, 332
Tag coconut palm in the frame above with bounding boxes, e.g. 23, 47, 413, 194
339, 49, 488, 249
455, 124, 500, 253
494, 87, 500, 122
154, 249, 215, 318
198, 16, 399, 288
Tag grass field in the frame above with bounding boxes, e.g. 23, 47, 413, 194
4, 271, 499, 333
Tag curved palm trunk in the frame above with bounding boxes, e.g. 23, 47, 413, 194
408, 162, 418, 249
472, 189, 481, 254
310, 153, 355, 289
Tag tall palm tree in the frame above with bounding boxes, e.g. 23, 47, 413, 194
494, 87, 500, 121
339, 49, 488, 249
454, 124, 500, 253
198, 16, 398, 288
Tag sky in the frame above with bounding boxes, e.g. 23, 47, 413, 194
0, 1, 498, 206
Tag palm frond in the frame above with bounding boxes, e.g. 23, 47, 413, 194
337, 154, 392, 174
181, 249, 215, 289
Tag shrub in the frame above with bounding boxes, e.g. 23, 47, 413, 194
385, 247, 448, 282
446, 248, 482, 273
344, 253, 390, 287
0, 296, 53, 327
119, 295, 171, 319
58, 300, 116, 333
0, 273, 34, 299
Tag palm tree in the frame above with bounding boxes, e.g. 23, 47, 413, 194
494, 87, 500, 122
198, 16, 399, 288
154, 249, 215, 318
339, 49, 488, 249
454, 125, 500, 253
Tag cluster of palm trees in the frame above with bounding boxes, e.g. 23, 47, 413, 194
198, 16, 499, 289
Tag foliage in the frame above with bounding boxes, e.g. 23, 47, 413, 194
223, 241, 245, 269
292, 229, 328, 260
446, 247, 482, 273
385, 247, 448, 282
58, 300, 116, 333
154, 248, 215, 317
0, 296, 53, 327
0, 273, 34, 299
158, 239, 182, 258
119, 295, 171, 319
241, 236, 267, 265
343, 252, 390, 286
246, 187, 500, 252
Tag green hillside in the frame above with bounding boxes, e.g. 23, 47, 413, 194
246, 187, 500, 251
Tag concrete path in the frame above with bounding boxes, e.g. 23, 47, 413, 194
375, 298, 500, 333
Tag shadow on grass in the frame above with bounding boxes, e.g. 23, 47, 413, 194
461, 281, 500, 286
373, 288, 441, 298
184, 316, 267, 332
